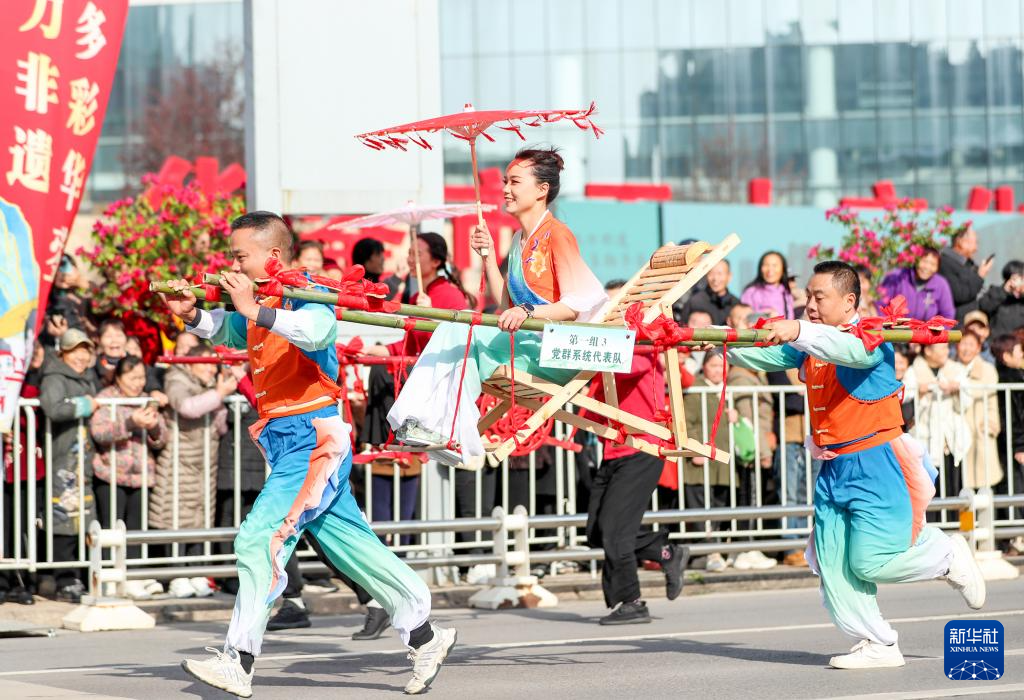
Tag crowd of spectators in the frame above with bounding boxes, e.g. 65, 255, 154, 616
3, 222, 1024, 609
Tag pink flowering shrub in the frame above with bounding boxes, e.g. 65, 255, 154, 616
77, 173, 245, 329
811, 199, 970, 287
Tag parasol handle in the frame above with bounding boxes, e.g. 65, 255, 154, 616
469, 137, 488, 258
412, 221, 424, 297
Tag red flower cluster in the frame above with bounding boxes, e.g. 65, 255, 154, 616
77, 173, 245, 331
815, 198, 971, 287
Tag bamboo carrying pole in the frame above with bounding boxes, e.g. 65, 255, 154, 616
150, 279, 962, 346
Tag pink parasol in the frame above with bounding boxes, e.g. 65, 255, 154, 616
328, 201, 498, 294
330, 201, 497, 230
355, 102, 603, 258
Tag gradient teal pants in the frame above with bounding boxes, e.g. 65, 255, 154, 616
226, 405, 430, 655
808, 437, 953, 646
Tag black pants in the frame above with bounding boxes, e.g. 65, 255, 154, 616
736, 466, 781, 536
928, 454, 962, 523
52, 534, 83, 587
586, 452, 668, 608
216, 489, 261, 538
683, 483, 730, 538
2, 482, 45, 590
455, 466, 497, 556
93, 479, 143, 559
508, 449, 561, 552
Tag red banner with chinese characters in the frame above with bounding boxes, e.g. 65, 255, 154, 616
0, 0, 129, 431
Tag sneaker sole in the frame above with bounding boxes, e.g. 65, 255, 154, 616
599, 616, 652, 626
267, 619, 312, 631
828, 657, 906, 670
950, 534, 986, 609
180, 660, 253, 698
405, 629, 457, 695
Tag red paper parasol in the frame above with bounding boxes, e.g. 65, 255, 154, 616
355, 102, 603, 258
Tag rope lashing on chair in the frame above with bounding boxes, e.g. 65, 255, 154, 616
504, 332, 523, 450
391, 317, 420, 399
623, 300, 742, 457
480, 394, 556, 456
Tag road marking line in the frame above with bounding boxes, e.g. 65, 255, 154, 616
825, 683, 1024, 699
3, 608, 1022, 677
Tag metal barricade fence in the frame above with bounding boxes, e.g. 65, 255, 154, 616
2, 382, 1022, 583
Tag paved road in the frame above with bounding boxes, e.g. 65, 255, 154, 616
1, 579, 1022, 699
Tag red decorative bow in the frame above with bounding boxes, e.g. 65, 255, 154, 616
840, 317, 886, 352
257, 259, 399, 313
911, 315, 957, 331
333, 265, 400, 313
258, 257, 342, 295
337, 337, 364, 358
624, 302, 692, 348
856, 295, 956, 348
878, 295, 911, 326
751, 315, 784, 346
752, 315, 784, 329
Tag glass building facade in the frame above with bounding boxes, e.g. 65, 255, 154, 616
85, 0, 242, 205
86, 1, 1024, 211
440, 0, 1024, 208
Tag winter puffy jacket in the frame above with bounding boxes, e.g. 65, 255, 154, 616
150, 366, 227, 529
38, 359, 99, 536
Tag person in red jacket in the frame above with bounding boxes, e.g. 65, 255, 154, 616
373, 232, 475, 356
584, 353, 690, 625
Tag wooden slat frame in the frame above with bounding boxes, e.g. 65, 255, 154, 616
479, 233, 742, 463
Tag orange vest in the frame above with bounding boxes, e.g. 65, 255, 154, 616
804, 356, 904, 453
247, 297, 341, 420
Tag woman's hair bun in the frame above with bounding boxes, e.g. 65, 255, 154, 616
514, 145, 564, 202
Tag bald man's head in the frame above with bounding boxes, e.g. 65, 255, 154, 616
230, 211, 294, 264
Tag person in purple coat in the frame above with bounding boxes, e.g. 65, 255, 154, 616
879, 247, 956, 321
741, 251, 796, 320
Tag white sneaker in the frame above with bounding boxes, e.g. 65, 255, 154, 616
405, 624, 457, 695
190, 577, 214, 598
944, 534, 986, 610
143, 579, 164, 596
829, 639, 905, 669
167, 578, 195, 599
732, 552, 753, 570
395, 418, 463, 466
739, 550, 777, 570
181, 646, 253, 698
465, 564, 496, 585
705, 552, 728, 573
124, 580, 153, 600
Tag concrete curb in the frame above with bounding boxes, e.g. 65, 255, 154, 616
143, 566, 821, 624
4, 557, 1020, 629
